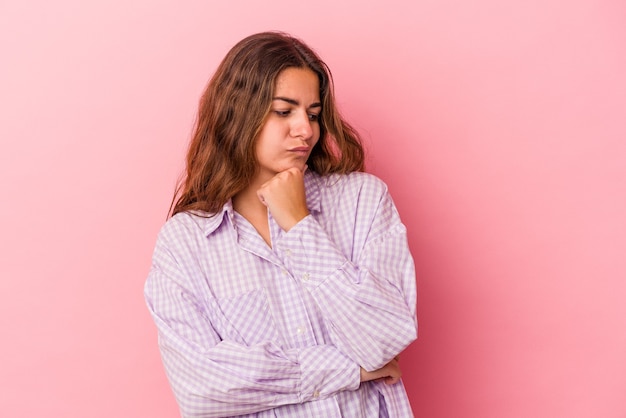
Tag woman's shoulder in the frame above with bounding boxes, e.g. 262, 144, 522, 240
157, 210, 224, 242
320, 171, 389, 197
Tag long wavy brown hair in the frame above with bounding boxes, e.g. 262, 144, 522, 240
170, 31, 365, 217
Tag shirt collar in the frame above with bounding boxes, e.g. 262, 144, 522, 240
303, 170, 322, 213
198, 201, 232, 237
200, 170, 323, 237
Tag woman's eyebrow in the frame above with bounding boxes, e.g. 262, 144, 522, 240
273, 96, 322, 109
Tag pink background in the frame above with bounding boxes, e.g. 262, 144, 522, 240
1, 0, 625, 417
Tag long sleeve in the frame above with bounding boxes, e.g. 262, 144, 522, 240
145, 236, 360, 418
144, 172, 417, 417
273, 176, 417, 372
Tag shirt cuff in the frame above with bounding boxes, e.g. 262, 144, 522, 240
274, 215, 349, 288
297, 345, 360, 403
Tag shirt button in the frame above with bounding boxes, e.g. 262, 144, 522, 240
282, 268, 288, 276
285, 249, 292, 257
302, 273, 309, 281
296, 326, 304, 334
313, 390, 320, 398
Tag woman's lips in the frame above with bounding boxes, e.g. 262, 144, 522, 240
289, 146, 310, 155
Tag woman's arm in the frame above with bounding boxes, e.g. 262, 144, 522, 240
273, 176, 418, 372
145, 246, 360, 417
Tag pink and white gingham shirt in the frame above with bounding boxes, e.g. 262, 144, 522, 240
145, 171, 417, 417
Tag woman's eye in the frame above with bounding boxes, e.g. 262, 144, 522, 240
274, 110, 291, 117
308, 113, 320, 122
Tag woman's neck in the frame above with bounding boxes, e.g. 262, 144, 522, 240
232, 183, 271, 246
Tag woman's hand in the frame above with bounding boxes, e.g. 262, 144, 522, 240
256, 166, 309, 231
360, 357, 402, 385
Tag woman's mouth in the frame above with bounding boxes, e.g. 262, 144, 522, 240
289, 146, 310, 155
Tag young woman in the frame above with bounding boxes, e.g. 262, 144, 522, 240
145, 31, 417, 417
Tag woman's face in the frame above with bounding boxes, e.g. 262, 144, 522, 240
253, 67, 321, 183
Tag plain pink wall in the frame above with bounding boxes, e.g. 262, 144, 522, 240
1, 0, 625, 417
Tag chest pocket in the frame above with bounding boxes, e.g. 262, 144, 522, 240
215, 288, 282, 346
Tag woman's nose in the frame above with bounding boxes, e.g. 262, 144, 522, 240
291, 111, 314, 139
